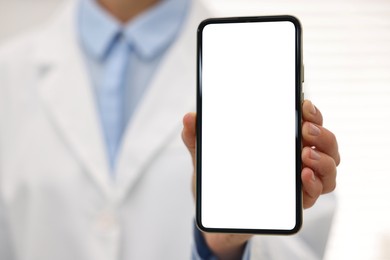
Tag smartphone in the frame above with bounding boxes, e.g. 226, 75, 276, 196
196, 16, 303, 234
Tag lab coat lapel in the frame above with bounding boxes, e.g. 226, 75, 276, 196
114, 1, 210, 199
34, 2, 112, 197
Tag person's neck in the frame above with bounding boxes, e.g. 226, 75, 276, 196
98, 0, 159, 23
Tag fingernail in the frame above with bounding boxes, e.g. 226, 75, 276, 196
309, 123, 321, 136
310, 148, 321, 160
311, 172, 316, 182
309, 101, 316, 115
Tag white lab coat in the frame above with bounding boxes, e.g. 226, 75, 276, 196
0, 0, 336, 259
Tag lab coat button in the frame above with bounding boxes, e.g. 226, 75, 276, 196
96, 211, 118, 232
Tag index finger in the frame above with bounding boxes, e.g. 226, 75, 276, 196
302, 100, 323, 126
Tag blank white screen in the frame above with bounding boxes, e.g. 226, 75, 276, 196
201, 21, 297, 230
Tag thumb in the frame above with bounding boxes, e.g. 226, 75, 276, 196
181, 112, 196, 165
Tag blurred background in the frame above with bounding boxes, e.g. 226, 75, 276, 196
1, 0, 390, 259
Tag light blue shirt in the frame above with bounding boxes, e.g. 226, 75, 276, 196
77, 1, 250, 259
78, 0, 189, 170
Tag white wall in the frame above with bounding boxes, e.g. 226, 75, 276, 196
0, 0, 65, 42
1, 0, 390, 259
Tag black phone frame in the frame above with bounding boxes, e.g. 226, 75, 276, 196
196, 15, 303, 235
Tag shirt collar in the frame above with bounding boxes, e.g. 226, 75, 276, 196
78, 0, 120, 60
78, 0, 190, 61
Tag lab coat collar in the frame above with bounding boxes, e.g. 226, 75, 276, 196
31, 0, 211, 201
33, 0, 113, 198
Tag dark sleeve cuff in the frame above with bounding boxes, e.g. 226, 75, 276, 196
193, 221, 215, 259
